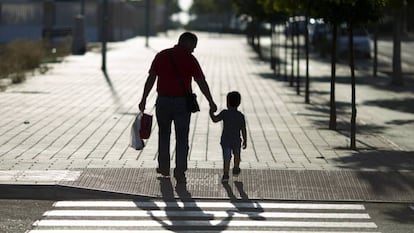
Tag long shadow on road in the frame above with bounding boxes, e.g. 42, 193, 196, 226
149, 177, 232, 232
102, 70, 122, 106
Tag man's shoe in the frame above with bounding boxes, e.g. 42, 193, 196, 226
232, 167, 241, 177
156, 168, 170, 177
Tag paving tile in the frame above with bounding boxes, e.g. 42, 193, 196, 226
0, 33, 412, 200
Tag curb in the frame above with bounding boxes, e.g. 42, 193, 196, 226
0, 184, 149, 200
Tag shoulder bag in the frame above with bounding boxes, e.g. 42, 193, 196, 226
169, 51, 200, 113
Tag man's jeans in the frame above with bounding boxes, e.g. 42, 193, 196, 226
156, 96, 190, 178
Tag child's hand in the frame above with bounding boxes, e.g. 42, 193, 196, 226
209, 109, 221, 123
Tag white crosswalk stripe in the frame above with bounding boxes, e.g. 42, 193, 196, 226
27, 200, 381, 233
44, 210, 371, 219
25, 231, 380, 233
52, 201, 366, 210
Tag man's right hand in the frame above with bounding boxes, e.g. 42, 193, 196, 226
138, 73, 156, 112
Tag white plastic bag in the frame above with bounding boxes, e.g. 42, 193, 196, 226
130, 112, 144, 150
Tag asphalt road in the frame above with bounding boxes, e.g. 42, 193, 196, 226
366, 202, 414, 233
2, 198, 413, 233
0, 199, 53, 233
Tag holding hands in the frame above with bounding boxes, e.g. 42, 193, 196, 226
209, 102, 217, 113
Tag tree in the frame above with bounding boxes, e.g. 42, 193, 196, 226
234, 0, 274, 59
162, 0, 181, 20
370, 0, 414, 86
262, 0, 317, 102
259, 0, 288, 74
189, 0, 235, 31
266, 0, 385, 149
154, 0, 181, 30
161, 0, 181, 16
341, 0, 385, 149
304, 1, 313, 103
312, 1, 349, 131
389, 0, 405, 85
190, 0, 233, 15
240, 0, 387, 149
258, 0, 341, 127
311, 0, 384, 149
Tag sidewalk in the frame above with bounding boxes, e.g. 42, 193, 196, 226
0, 32, 413, 202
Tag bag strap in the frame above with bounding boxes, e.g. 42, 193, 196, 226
169, 51, 190, 95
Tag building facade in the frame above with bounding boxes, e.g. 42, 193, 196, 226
0, 0, 167, 43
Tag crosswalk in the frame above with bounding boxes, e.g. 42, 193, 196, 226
27, 200, 380, 233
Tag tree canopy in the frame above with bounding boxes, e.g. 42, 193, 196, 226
189, 0, 234, 15
258, 0, 386, 26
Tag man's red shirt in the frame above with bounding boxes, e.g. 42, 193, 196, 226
149, 45, 205, 97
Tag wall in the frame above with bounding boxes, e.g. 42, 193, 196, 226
0, 0, 165, 43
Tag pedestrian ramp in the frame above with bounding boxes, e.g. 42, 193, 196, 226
27, 200, 380, 233
59, 168, 414, 202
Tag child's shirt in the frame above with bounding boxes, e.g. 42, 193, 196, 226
217, 109, 246, 147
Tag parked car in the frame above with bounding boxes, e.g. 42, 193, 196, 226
326, 26, 371, 59
284, 16, 307, 36
309, 20, 328, 51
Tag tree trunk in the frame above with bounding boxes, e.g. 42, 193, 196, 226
349, 25, 357, 150
257, 32, 262, 60
270, 23, 275, 71
329, 24, 338, 130
290, 29, 295, 87
305, 13, 310, 103
402, 0, 408, 35
392, 4, 403, 85
296, 23, 300, 95
275, 24, 280, 76
253, 21, 262, 60
284, 29, 288, 81
373, 23, 378, 77
101, 0, 109, 72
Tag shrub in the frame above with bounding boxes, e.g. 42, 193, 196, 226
0, 39, 70, 81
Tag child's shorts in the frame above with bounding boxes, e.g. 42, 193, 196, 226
221, 145, 241, 161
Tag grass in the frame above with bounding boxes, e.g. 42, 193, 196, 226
0, 38, 71, 83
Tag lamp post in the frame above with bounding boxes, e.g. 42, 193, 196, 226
101, 0, 108, 72
145, 0, 150, 47
81, 0, 85, 15
72, 0, 86, 55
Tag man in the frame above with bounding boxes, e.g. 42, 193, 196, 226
139, 32, 217, 183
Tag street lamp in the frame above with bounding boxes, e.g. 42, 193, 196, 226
101, 0, 108, 72
145, 0, 150, 47
81, 0, 85, 15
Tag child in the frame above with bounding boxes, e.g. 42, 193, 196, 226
210, 91, 247, 182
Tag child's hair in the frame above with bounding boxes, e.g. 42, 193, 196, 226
227, 91, 241, 108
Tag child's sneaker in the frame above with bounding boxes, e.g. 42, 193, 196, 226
221, 174, 229, 183
232, 167, 241, 177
